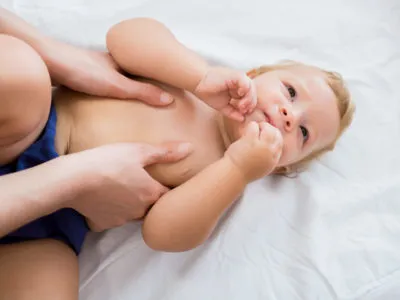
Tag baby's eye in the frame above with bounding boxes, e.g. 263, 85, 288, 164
286, 85, 296, 99
300, 126, 309, 142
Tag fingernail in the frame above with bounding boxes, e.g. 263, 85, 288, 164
160, 93, 173, 104
178, 143, 192, 154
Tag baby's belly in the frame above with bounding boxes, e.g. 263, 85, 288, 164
54, 87, 225, 187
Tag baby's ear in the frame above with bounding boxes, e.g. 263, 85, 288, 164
272, 166, 290, 175
246, 69, 258, 78
272, 165, 304, 178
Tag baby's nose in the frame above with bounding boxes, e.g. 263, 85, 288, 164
279, 106, 296, 132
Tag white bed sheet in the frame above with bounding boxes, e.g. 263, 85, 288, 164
3, 0, 400, 299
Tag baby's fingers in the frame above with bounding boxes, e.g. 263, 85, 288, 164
244, 121, 260, 140
260, 122, 283, 147
261, 124, 282, 162
247, 80, 258, 113
237, 76, 257, 114
221, 106, 245, 122
235, 74, 251, 97
229, 73, 249, 95
233, 95, 255, 115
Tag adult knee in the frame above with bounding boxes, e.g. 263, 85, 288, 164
0, 35, 52, 143
0, 34, 51, 93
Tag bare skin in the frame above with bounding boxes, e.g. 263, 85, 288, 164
0, 18, 259, 300
53, 83, 226, 188
0, 239, 79, 300
0, 16, 340, 300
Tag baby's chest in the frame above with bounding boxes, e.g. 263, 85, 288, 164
141, 109, 225, 187
63, 91, 225, 187
146, 138, 224, 188
143, 111, 225, 187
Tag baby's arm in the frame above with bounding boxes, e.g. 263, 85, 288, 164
142, 122, 283, 252
142, 156, 245, 252
106, 18, 207, 93
107, 18, 256, 120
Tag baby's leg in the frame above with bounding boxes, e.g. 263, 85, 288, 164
0, 239, 79, 300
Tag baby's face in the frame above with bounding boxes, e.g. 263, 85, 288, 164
225, 66, 340, 167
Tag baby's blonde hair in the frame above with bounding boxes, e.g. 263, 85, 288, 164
246, 61, 355, 175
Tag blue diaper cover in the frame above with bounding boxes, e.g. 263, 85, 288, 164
0, 105, 89, 255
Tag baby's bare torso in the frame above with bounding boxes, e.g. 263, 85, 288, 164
53, 83, 226, 187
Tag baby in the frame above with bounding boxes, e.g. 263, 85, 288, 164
0, 17, 354, 299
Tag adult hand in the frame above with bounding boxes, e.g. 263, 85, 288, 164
65, 142, 192, 232
44, 40, 174, 105
0, 7, 173, 104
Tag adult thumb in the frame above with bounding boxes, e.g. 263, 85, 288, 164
139, 142, 193, 166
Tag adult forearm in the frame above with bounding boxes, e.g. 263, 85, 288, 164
0, 7, 62, 83
0, 7, 50, 56
0, 156, 84, 237
142, 157, 246, 252
0, 7, 42, 44
106, 18, 209, 93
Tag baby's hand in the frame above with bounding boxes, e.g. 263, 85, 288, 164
225, 121, 283, 183
194, 67, 257, 122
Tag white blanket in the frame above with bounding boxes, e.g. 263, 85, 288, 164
3, 0, 400, 299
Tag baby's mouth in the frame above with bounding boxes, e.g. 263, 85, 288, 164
263, 112, 271, 124
263, 112, 277, 128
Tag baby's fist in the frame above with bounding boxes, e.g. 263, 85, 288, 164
225, 121, 283, 182
194, 67, 257, 122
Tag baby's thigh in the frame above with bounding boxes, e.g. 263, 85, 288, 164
0, 239, 79, 300
0, 35, 52, 163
